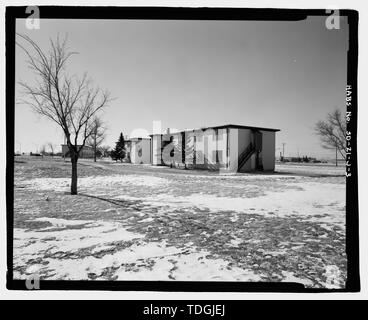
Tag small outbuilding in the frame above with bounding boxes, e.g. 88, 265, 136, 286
129, 138, 152, 164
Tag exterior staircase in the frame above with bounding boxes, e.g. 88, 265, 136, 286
237, 142, 256, 171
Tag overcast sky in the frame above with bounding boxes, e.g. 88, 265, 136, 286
15, 16, 349, 158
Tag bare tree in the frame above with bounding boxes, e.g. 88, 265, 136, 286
86, 117, 106, 162
315, 109, 346, 165
100, 145, 111, 158
47, 142, 55, 157
17, 33, 112, 194
40, 144, 47, 156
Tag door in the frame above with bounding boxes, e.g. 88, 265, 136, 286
254, 131, 263, 170
254, 131, 263, 152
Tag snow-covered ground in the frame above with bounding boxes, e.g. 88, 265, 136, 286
13, 158, 346, 288
276, 163, 345, 176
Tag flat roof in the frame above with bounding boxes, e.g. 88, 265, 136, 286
150, 124, 280, 136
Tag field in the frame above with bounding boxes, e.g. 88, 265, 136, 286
12, 157, 346, 288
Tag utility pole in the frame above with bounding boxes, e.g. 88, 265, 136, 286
282, 143, 286, 162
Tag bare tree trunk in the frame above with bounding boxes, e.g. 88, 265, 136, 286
71, 153, 78, 195
335, 146, 338, 167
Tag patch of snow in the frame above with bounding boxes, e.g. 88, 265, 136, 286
322, 265, 345, 289
138, 218, 154, 223
276, 164, 345, 176
14, 235, 264, 282
139, 181, 345, 227
13, 218, 144, 274
230, 215, 239, 222
33, 217, 92, 228
281, 271, 314, 287
263, 250, 287, 256
21, 174, 170, 192
230, 238, 242, 247
113, 250, 263, 282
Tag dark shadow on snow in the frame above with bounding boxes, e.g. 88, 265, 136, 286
79, 193, 146, 211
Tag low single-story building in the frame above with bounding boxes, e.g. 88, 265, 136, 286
130, 137, 152, 164
120, 137, 151, 164
150, 124, 280, 172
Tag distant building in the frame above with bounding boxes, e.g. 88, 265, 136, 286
150, 124, 280, 172
61, 144, 94, 158
280, 156, 318, 163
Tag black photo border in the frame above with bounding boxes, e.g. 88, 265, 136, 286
5, 6, 360, 292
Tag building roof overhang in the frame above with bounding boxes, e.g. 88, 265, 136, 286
149, 124, 280, 136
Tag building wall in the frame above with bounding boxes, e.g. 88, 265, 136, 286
161, 133, 182, 165
184, 131, 195, 166
215, 128, 227, 166
228, 129, 276, 172
194, 131, 205, 166
191, 128, 227, 170
152, 129, 228, 170
151, 127, 277, 172
152, 135, 162, 165
260, 130, 276, 171
237, 128, 254, 172
123, 141, 132, 162
61, 145, 69, 157
227, 128, 238, 172
131, 139, 151, 164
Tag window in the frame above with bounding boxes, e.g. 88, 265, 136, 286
218, 150, 223, 163
212, 130, 223, 141
196, 150, 204, 164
